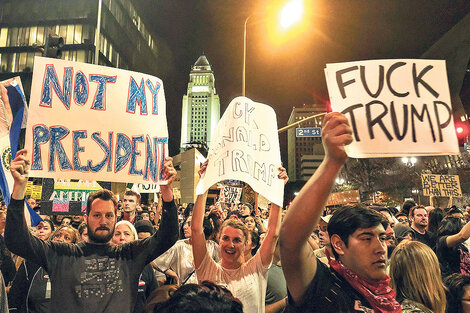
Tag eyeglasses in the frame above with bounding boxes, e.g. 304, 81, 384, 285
397, 218, 408, 223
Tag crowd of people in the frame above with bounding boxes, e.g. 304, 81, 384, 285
0, 112, 470, 312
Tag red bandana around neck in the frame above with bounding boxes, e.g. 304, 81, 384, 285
328, 259, 402, 313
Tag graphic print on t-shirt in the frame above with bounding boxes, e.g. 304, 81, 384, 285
75, 257, 123, 298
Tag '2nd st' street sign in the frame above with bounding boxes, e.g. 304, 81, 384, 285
296, 127, 321, 137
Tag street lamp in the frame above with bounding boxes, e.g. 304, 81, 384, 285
242, 0, 304, 96
401, 157, 417, 168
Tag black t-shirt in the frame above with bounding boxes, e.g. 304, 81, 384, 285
286, 259, 373, 313
411, 228, 436, 249
435, 235, 470, 278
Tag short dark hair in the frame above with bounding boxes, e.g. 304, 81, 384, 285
447, 208, 463, 216
438, 217, 462, 237
249, 230, 260, 256
124, 190, 140, 203
444, 273, 470, 313
154, 281, 243, 313
401, 200, 417, 217
86, 189, 118, 215
328, 204, 387, 258
409, 205, 426, 219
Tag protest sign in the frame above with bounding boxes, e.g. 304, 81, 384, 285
219, 186, 243, 203
133, 183, 160, 194
421, 173, 462, 197
40, 179, 111, 215
25, 57, 168, 183
326, 190, 361, 206
196, 97, 284, 206
325, 59, 459, 157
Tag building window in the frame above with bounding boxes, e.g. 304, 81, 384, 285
0, 28, 7, 47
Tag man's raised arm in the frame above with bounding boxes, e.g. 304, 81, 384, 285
5, 149, 48, 266
279, 113, 352, 304
145, 157, 179, 261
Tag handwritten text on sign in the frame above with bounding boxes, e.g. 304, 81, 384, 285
219, 186, 242, 203
325, 59, 458, 157
25, 57, 168, 183
421, 174, 462, 197
196, 97, 284, 207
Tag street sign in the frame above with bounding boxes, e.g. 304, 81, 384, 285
296, 127, 321, 137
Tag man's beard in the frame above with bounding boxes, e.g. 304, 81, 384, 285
87, 225, 114, 244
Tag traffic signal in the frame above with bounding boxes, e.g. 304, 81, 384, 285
44, 34, 64, 58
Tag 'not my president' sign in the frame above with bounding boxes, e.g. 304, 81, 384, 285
25, 56, 168, 184
325, 59, 459, 157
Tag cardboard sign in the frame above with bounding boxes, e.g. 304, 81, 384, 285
196, 97, 284, 206
325, 59, 459, 157
421, 174, 462, 197
219, 186, 243, 203
326, 190, 361, 206
25, 57, 168, 183
40, 179, 111, 215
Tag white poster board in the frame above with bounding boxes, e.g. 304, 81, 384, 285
25, 57, 168, 183
325, 59, 459, 157
196, 97, 284, 207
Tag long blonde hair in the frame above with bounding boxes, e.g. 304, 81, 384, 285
390, 240, 446, 313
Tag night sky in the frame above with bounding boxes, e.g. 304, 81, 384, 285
132, 0, 470, 165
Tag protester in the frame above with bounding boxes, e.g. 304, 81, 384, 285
428, 207, 444, 238
112, 220, 158, 313
120, 190, 141, 225
243, 229, 261, 262
313, 214, 333, 266
192, 160, 287, 313
393, 224, 415, 243
395, 213, 409, 227
409, 205, 435, 248
77, 222, 88, 242
0, 272, 7, 313
0, 234, 15, 287
153, 281, 243, 313
265, 240, 288, 313
444, 273, 470, 313
153, 215, 220, 286
8, 223, 79, 313
5, 149, 179, 313
280, 112, 401, 312
390, 240, 446, 313
435, 216, 470, 277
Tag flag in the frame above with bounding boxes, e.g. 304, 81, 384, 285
0, 78, 42, 226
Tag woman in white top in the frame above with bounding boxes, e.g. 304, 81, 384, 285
191, 160, 287, 313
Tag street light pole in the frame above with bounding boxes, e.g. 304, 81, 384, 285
242, 16, 251, 97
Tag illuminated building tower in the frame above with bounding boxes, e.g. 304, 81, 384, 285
180, 55, 220, 152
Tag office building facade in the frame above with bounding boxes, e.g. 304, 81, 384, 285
0, 0, 162, 97
287, 103, 327, 181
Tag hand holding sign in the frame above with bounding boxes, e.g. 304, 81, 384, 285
322, 113, 353, 164
10, 149, 30, 199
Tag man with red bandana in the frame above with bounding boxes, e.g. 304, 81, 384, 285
280, 112, 401, 313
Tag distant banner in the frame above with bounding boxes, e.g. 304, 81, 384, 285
196, 97, 284, 206
325, 59, 459, 157
40, 179, 111, 215
326, 190, 361, 206
25, 57, 168, 184
219, 186, 242, 204
421, 174, 462, 197
133, 183, 160, 194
